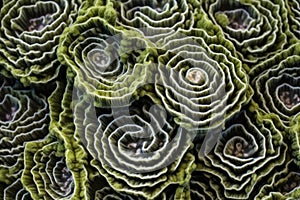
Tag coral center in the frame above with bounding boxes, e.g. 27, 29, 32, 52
225, 138, 254, 158
186, 68, 206, 85
28, 14, 54, 31
151, 0, 169, 12
280, 173, 300, 194
216, 9, 254, 30
0, 95, 19, 122
53, 160, 74, 196
278, 84, 300, 109
92, 52, 109, 66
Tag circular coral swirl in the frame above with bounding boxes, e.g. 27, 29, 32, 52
255, 161, 300, 199
190, 172, 218, 200
90, 174, 177, 200
0, 0, 84, 85
2, 179, 31, 200
289, 114, 300, 168
111, 0, 194, 40
206, 0, 289, 64
90, 175, 144, 200
94, 187, 143, 200
250, 44, 300, 124
94, 186, 179, 200
58, 7, 153, 107
193, 108, 288, 199
21, 136, 75, 199
0, 75, 49, 196
154, 29, 251, 131
74, 89, 196, 199
285, 0, 300, 39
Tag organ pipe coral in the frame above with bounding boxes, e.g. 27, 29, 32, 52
0, 0, 299, 199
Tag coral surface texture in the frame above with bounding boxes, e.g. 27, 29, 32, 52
0, 0, 299, 199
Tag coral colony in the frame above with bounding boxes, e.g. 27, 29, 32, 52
0, 0, 299, 199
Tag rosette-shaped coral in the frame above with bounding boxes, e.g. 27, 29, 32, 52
285, 0, 300, 38
289, 114, 300, 168
193, 106, 289, 199
0, 76, 49, 197
0, 0, 85, 85
111, 0, 195, 40
94, 186, 181, 200
21, 136, 74, 199
205, 0, 291, 65
250, 44, 300, 124
95, 187, 143, 200
190, 172, 218, 200
58, 7, 153, 107
154, 29, 251, 132
1, 179, 32, 199
255, 161, 300, 199
44, 78, 91, 200
73, 85, 196, 199
89, 173, 183, 200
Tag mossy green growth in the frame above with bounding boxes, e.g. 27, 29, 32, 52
215, 13, 230, 27
195, 11, 220, 35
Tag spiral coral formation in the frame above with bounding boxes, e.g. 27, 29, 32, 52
0, 0, 299, 199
